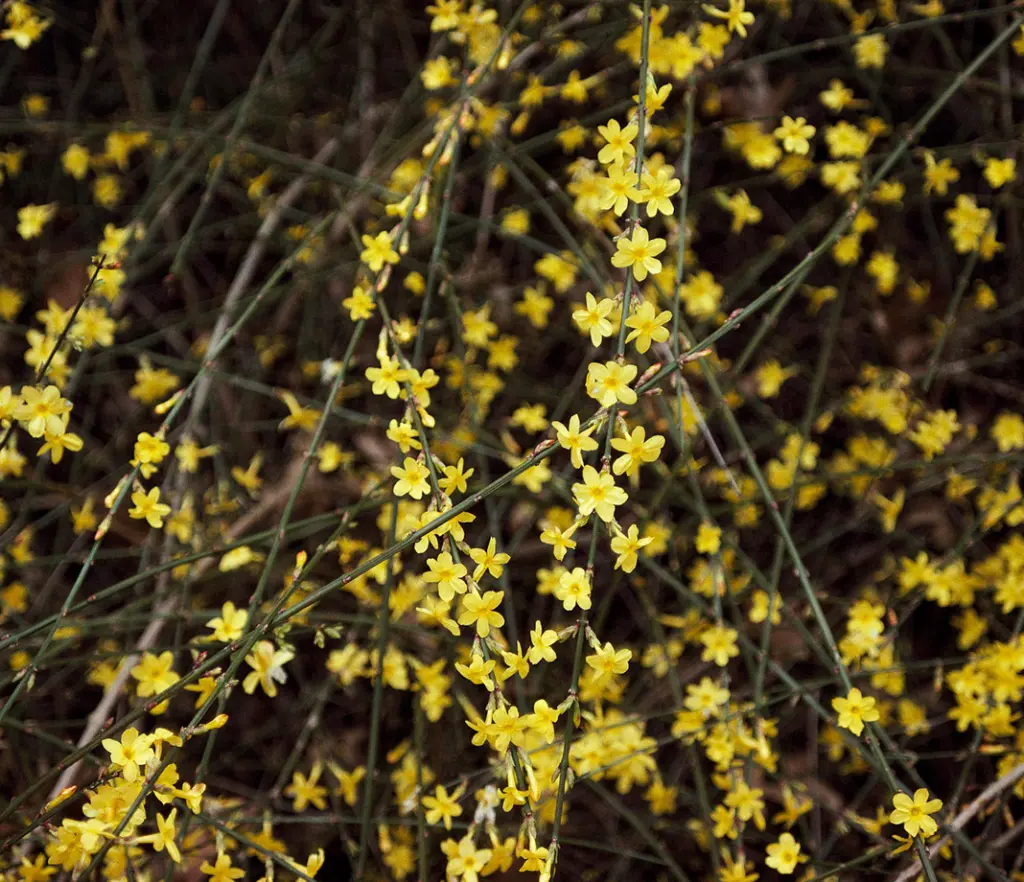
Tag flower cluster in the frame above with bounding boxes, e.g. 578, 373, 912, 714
4, 2, 1024, 882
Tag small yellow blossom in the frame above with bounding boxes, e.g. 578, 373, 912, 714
704, 0, 755, 38
360, 231, 399, 272
765, 832, 803, 874
774, 115, 815, 154
17, 203, 56, 240
889, 788, 943, 838
831, 687, 880, 736
61, 143, 90, 179
612, 225, 666, 281
243, 640, 295, 697
129, 487, 171, 528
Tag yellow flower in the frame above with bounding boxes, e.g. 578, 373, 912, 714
446, 836, 492, 880
992, 411, 1024, 452
572, 465, 627, 522
922, 150, 959, 195
285, 763, 329, 811
695, 522, 722, 554
133, 431, 170, 473
597, 119, 638, 166
854, 33, 888, 69
130, 358, 180, 404
820, 79, 862, 113
556, 566, 592, 612
866, 250, 899, 295
889, 788, 943, 838
136, 809, 181, 863
610, 425, 664, 476
499, 643, 530, 681
624, 301, 672, 353
825, 121, 871, 159
586, 360, 638, 407
61, 143, 90, 179
983, 156, 1016, 189
422, 552, 468, 603
70, 497, 98, 535
551, 413, 599, 469
101, 727, 154, 783
723, 189, 762, 233
831, 687, 879, 736
359, 230, 399, 272
105, 130, 151, 169
820, 160, 861, 194
39, 425, 82, 463
560, 69, 589, 103
439, 457, 474, 494
93, 174, 123, 208
638, 166, 680, 217
243, 640, 295, 697
699, 624, 739, 666
0, 285, 23, 321
16, 203, 56, 240
679, 270, 723, 320
703, 0, 755, 37
535, 251, 578, 293
206, 602, 246, 642
130, 651, 179, 709
185, 676, 218, 710
327, 763, 366, 805
457, 589, 505, 637
586, 641, 631, 681
754, 359, 797, 398
366, 353, 408, 399
422, 784, 464, 830
231, 453, 263, 496
342, 285, 375, 320
515, 286, 553, 329
420, 55, 458, 90
1, 3, 52, 49
774, 115, 815, 154
718, 853, 758, 882
129, 487, 171, 528
468, 537, 510, 581
426, 0, 461, 31
872, 488, 905, 534
610, 523, 651, 573
501, 207, 530, 235
598, 163, 640, 216
201, 852, 245, 882
765, 832, 803, 874
21, 92, 48, 116
391, 456, 431, 500
387, 418, 421, 454
455, 653, 497, 689
573, 292, 616, 347
517, 835, 548, 873
611, 225, 666, 281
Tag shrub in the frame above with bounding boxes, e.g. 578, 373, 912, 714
2, 2, 1024, 881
